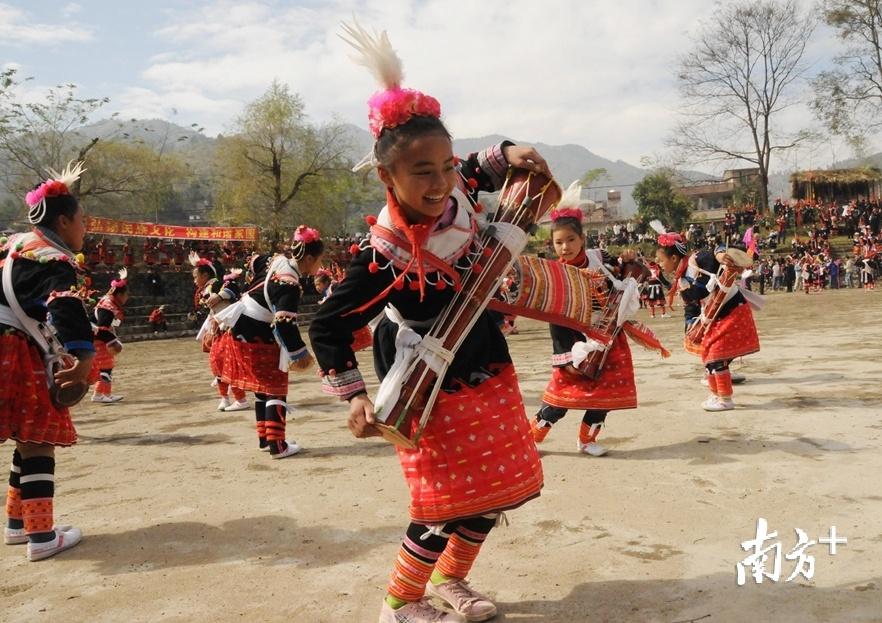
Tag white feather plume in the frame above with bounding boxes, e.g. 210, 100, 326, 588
117, 267, 127, 281
649, 219, 667, 235
188, 251, 202, 268
558, 180, 583, 210
339, 19, 403, 90
46, 160, 86, 189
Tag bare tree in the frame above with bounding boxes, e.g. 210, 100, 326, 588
813, 0, 882, 149
0, 68, 112, 195
668, 0, 816, 212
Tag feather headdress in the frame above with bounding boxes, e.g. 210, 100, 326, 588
25, 160, 86, 225
650, 219, 686, 251
549, 181, 584, 223
339, 19, 441, 139
188, 251, 216, 274
110, 267, 128, 291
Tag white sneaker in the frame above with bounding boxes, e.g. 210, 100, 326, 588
379, 598, 466, 623
223, 399, 250, 412
5, 524, 73, 545
27, 526, 82, 561
217, 397, 231, 411
426, 579, 496, 622
271, 441, 302, 459
577, 441, 609, 457
91, 394, 124, 404
661, 313, 670, 318
702, 396, 735, 412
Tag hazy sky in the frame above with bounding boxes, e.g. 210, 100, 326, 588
0, 0, 867, 174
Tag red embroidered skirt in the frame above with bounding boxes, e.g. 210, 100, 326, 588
397, 364, 544, 524
541, 332, 637, 411
220, 333, 288, 395
87, 340, 117, 383
0, 332, 76, 446
208, 329, 227, 378
686, 302, 760, 363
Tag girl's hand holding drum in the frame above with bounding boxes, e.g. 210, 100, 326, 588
348, 393, 382, 438
501, 145, 551, 177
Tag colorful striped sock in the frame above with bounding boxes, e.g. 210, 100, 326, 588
254, 396, 267, 449
264, 398, 288, 454
20, 456, 55, 544
715, 370, 733, 398
6, 450, 22, 530
434, 515, 495, 581
388, 522, 451, 603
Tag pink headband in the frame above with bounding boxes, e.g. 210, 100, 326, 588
293, 225, 321, 245
368, 87, 441, 138
658, 232, 684, 247
550, 207, 583, 223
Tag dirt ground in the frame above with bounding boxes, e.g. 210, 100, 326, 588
1, 287, 881, 623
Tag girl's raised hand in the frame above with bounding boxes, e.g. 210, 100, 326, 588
502, 145, 551, 177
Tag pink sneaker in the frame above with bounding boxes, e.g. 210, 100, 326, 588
426, 579, 497, 622
378, 598, 465, 622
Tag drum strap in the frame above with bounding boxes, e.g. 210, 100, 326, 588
1, 250, 52, 355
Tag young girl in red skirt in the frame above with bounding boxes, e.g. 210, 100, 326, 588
217, 227, 323, 459
88, 268, 128, 403
191, 254, 248, 412
1, 163, 94, 561
529, 201, 640, 457
656, 233, 760, 412
309, 23, 549, 623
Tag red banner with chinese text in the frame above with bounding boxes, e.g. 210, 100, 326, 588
86, 217, 259, 242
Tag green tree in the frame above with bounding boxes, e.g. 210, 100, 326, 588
632, 171, 693, 231
668, 0, 816, 212
213, 81, 355, 242
813, 0, 882, 145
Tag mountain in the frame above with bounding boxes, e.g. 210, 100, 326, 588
3, 118, 656, 218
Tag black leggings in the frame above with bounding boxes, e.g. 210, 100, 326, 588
536, 404, 607, 426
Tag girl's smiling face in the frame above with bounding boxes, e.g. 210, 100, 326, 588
377, 133, 457, 224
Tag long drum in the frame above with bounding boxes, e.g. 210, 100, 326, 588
374, 169, 562, 449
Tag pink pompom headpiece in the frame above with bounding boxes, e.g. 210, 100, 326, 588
110, 268, 128, 292
550, 207, 584, 223
367, 87, 441, 138
657, 232, 684, 247
293, 225, 321, 245
26, 180, 68, 209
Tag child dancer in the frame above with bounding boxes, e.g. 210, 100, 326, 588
218, 226, 322, 458
2, 162, 93, 560
192, 254, 248, 411
656, 230, 759, 411
148, 304, 168, 333
529, 196, 640, 457
89, 268, 128, 403
309, 23, 549, 623
644, 262, 670, 318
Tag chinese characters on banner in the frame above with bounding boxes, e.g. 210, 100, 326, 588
85, 217, 259, 242
737, 518, 847, 585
